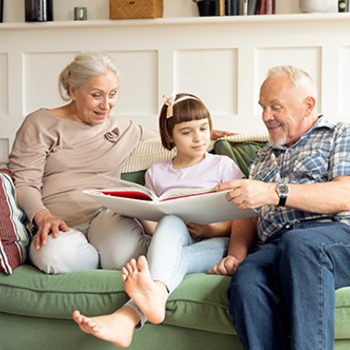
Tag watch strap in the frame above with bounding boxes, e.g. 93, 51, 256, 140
278, 196, 287, 207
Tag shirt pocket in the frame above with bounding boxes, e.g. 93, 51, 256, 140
293, 153, 329, 183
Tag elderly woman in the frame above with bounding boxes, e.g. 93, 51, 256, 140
9, 51, 156, 274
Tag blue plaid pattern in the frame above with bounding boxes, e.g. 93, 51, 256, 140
249, 116, 350, 242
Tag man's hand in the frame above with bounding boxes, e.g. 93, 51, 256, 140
209, 255, 241, 276
216, 179, 278, 210
33, 210, 69, 249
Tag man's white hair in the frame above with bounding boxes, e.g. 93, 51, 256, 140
267, 65, 318, 100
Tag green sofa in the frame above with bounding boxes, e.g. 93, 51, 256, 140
1, 137, 350, 350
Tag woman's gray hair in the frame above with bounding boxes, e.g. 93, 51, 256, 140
58, 51, 119, 101
267, 65, 318, 99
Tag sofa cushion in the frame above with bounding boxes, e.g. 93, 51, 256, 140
120, 136, 268, 185
214, 139, 266, 177
121, 134, 268, 175
0, 169, 32, 275
1, 264, 350, 339
334, 287, 350, 339
121, 171, 146, 186
0, 264, 235, 336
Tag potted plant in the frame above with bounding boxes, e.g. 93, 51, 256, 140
193, 0, 216, 17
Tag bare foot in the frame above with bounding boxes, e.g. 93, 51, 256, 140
72, 306, 139, 348
123, 255, 168, 324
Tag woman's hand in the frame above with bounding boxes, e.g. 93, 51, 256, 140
140, 219, 157, 235
211, 129, 238, 141
209, 255, 241, 276
33, 210, 69, 249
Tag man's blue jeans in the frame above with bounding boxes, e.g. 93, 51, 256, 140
228, 221, 350, 350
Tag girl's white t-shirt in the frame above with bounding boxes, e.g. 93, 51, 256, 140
145, 152, 244, 197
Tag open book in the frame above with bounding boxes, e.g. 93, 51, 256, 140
83, 179, 257, 224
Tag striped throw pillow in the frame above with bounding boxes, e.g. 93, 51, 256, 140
0, 169, 32, 275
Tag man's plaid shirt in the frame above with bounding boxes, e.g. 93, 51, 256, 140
249, 116, 350, 243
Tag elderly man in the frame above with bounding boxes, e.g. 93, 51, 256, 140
211, 65, 350, 349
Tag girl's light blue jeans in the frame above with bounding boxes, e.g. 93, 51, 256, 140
126, 214, 229, 326
228, 221, 350, 350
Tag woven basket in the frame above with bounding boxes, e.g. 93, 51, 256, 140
109, 0, 163, 19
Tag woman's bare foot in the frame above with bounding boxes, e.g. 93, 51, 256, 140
72, 306, 139, 348
123, 255, 168, 324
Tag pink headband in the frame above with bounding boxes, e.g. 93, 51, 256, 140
162, 94, 199, 119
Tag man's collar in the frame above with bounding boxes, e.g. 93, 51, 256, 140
300, 115, 334, 139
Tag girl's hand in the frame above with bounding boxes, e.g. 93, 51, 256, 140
186, 220, 232, 238
209, 255, 241, 276
186, 222, 214, 238
33, 210, 69, 249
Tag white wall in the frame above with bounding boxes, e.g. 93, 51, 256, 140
0, 3, 347, 164
2, 0, 326, 23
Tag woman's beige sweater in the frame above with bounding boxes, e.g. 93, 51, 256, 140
9, 109, 156, 227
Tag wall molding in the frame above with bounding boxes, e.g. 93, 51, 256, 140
1, 13, 350, 162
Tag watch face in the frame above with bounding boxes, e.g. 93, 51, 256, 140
277, 184, 289, 197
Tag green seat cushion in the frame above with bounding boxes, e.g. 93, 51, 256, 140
0, 265, 234, 335
1, 264, 350, 339
335, 287, 350, 339
166, 273, 235, 335
0, 265, 129, 319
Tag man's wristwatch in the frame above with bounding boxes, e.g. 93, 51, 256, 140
276, 183, 289, 207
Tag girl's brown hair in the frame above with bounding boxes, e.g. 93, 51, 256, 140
159, 93, 212, 150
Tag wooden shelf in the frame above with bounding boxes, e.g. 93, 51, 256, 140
1, 12, 350, 30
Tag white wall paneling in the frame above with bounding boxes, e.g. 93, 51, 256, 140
0, 54, 8, 116
254, 47, 322, 114
1, 13, 350, 157
0, 53, 9, 162
23, 52, 77, 115
174, 48, 238, 126
0, 139, 9, 164
339, 47, 350, 116
109, 50, 159, 118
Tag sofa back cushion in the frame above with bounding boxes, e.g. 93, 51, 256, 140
213, 139, 267, 177
121, 136, 267, 184
0, 168, 32, 275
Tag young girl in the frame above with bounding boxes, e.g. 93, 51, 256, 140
72, 93, 245, 347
